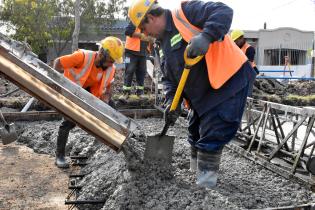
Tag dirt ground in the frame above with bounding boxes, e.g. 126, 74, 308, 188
0, 143, 68, 210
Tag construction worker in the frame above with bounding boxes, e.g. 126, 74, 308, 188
121, 21, 154, 99
231, 29, 259, 96
52, 36, 124, 168
128, 0, 256, 188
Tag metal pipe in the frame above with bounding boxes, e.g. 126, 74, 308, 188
257, 76, 315, 80
69, 174, 86, 178
21, 97, 35, 112
65, 200, 105, 204
68, 186, 82, 190
0, 87, 19, 98
259, 70, 294, 72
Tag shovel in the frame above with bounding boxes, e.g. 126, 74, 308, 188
0, 110, 18, 145
144, 48, 204, 163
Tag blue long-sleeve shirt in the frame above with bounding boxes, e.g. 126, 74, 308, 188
159, 1, 255, 116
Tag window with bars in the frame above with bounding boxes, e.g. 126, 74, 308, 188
264, 48, 306, 65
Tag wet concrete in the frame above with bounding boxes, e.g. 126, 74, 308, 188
14, 118, 314, 209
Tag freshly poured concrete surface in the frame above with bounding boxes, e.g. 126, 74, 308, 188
11, 118, 314, 210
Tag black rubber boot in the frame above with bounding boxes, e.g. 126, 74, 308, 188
190, 146, 197, 172
55, 129, 69, 168
196, 149, 223, 188
55, 120, 75, 168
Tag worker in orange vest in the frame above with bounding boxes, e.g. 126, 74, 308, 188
231, 29, 259, 96
128, 0, 256, 188
121, 21, 154, 99
53, 36, 124, 168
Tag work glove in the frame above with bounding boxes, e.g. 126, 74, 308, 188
140, 33, 155, 43
163, 103, 181, 126
187, 33, 212, 58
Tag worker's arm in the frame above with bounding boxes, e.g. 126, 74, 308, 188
183, 1, 233, 42
53, 58, 64, 73
125, 21, 154, 42
53, 51, 85, 73
100, 84, 112, 104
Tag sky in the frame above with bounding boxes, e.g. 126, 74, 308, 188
126, 0, 315, 31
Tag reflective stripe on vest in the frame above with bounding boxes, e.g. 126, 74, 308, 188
125, 28, 141, 52
171, 33, 183, 47
241, 42, 256, 68
90, 66, 116, 98
97, 72, 103, 81
159, 49, 164, 58
101, 66, 114, 94
172, 4, 247, 89
65, 50, 95, 86
97, 66, 116, 97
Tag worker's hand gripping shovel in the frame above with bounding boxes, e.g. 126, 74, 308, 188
0, 110, 18, 145
144, 48, 204, 164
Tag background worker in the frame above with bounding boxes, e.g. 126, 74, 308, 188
53, 36, 124, 168
128, 0, 256, 188
121, 21, 154, 99
231, 29, 259, 96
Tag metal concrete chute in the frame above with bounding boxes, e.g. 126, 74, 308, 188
0, 33, 139, 151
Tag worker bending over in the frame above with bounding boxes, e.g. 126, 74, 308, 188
128, 0, 256, 188
231, 29, 259, 96
53, 36, 124, 168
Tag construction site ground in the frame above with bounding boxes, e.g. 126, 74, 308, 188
0, 143, 68, 210
1, 73, 315, 209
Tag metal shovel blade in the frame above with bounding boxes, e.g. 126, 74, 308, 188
0, 123, 18, 145
144, 135, 175, 163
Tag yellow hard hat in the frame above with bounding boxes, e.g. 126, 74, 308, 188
128, 0, 156, 27
231, 29, 244, 41
100, 36, 124, 64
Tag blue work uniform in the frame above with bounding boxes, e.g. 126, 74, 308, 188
159, 1, 256, 152
124, 22, 148, 93
243, 43, 259, 96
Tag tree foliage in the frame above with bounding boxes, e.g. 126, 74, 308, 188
0, 0, 59, 55
0, 0, 127, 57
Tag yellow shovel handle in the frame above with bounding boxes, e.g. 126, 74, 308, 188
170, 67, 190, 111
170, 49, 204, 111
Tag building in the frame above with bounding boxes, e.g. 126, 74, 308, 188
47, 19, 129, 63
242, 27, 315, 78
47, 22, 315, 78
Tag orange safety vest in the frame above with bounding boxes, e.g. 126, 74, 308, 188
241, 42, 257, 68
171, 3, 247, 89
63, 49, 115, 98
125, 28, 141, 52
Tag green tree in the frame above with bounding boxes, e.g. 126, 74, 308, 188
0, 0, 127, 58
0, 0, 58, 56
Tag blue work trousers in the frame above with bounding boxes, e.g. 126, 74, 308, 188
247, 70, 258, 97
124, 52, 147, 87
188, 84, 249, 152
